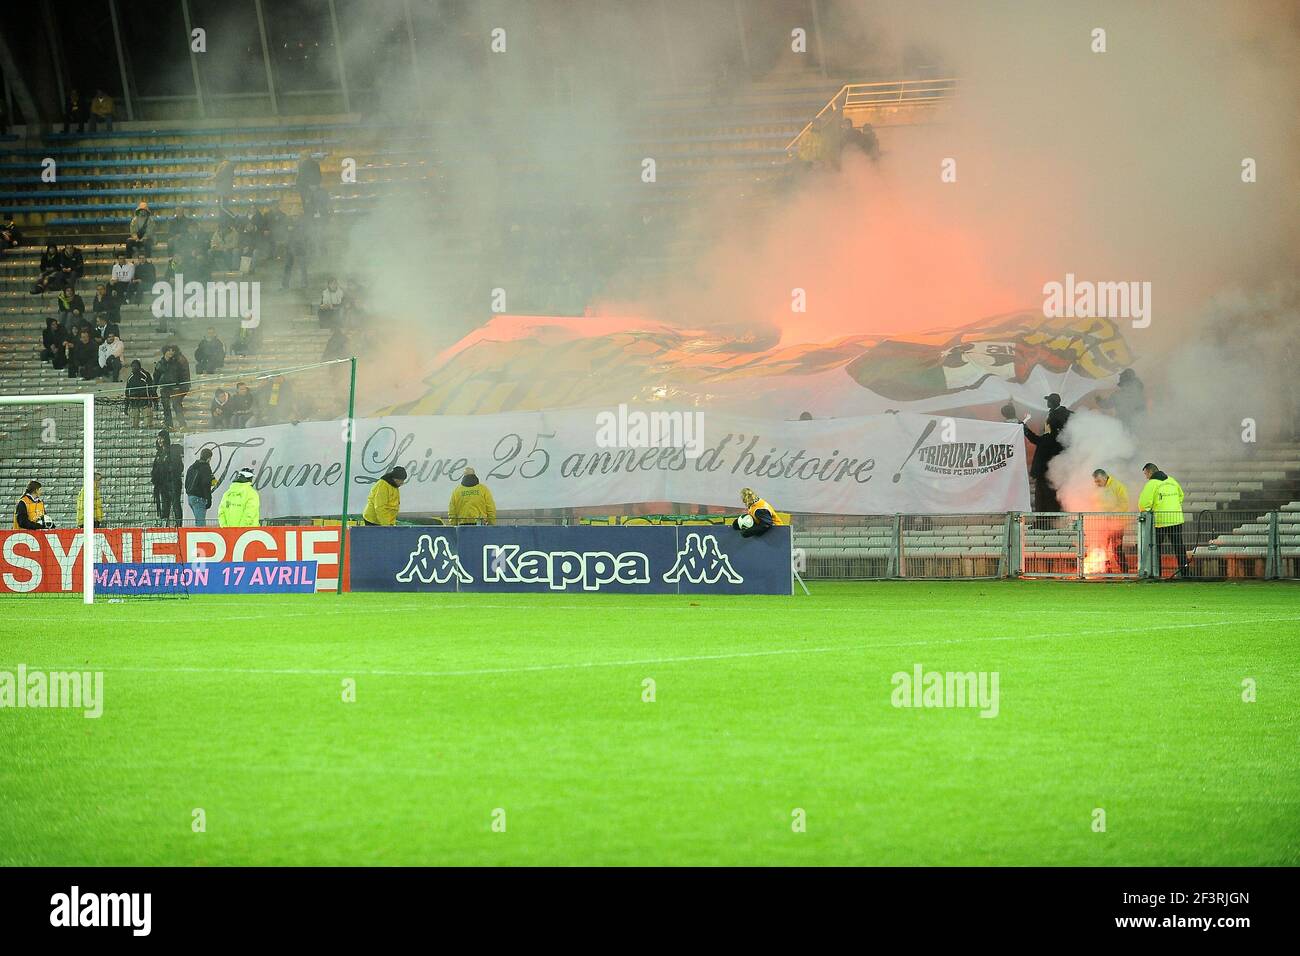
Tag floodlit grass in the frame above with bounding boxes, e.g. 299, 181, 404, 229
1, 581, 1297, 865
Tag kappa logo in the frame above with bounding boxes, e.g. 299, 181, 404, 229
396, 535, 472, 584
663, 533, 742, 585
483, 544, 650, 591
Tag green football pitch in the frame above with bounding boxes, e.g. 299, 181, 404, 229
2, 581, 1297, 866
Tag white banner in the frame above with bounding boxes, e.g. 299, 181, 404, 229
185, 408, 1030, 518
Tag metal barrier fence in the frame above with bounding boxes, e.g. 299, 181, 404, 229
793, 511, 1300, 581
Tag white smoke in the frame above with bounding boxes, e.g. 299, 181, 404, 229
1049, 410, 1139, 512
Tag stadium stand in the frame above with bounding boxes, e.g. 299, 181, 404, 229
4, 82, 1297, 578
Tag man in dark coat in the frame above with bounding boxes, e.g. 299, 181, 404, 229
1023, 400, 1071, 513
296, 153, 323, 218
124, 360, 156, 429
194, 327, 226, 375
41, 318, 66, 362
184, 448, 215, 527
65, 329, 97, 380
154, 346, 191, 430
150, 430, 185, 526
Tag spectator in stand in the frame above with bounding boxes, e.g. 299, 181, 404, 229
125, 359, 157, 428
154, 256, 183, 334
76, 473, 105, 529
41, 318, 66, 363
185, 448, 216, 527
1099, 368, 1147, 433
231, 324, 260, 357
32, 242, 60, 292
13, 481, 53, 530
249, 207, 274, 263
63, 244, 85, 282
0, 100, 8, 136
63, 89, 86, 134
97, 332, 124, 382
88, 90, 115, 132
92, 285, 121, 335
296, 152, 323, 218
64, 329, 97, 380
210, 156, 237, 217
318, 276, 345, 328
50, 325, 70, 371
254, 375, 294, 425
229, 382, 255, 427
109, 253, 135, 301
132, 253, 156, 304
237, 216, 261, 272
210, 389, 233, 429
125, 201, 152, 257
210, 223, 238, 272
154, 345, 191, 431
1139, 463, 1188, 579
56, 285, 85, 329
150, 429, 185, 526
280, 220, 308, 290
34, 246, 83, 296
0, 217, 20, 252
194, 326, 226, 375
322, 327, 351, 362
847, 120, 881, 162
72, 318, 95, 350
183, 243, 210, 285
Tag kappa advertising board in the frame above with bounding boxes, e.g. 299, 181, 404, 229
0, 527, 341, 594
345, 525, 794, 595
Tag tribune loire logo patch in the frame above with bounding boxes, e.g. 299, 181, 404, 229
663, 533, 742, 585
396, 535, 472, 584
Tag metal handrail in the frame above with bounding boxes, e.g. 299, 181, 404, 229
784, 77, 958, 154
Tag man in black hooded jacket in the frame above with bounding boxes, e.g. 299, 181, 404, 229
150, 430, 185, 526
1023, 403, 1071, 512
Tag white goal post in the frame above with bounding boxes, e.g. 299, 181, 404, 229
0, 393, 95, 604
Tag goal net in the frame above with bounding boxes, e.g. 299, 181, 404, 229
0, 394, 186, 601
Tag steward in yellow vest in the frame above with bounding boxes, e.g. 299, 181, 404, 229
14, 481, 50, 529
734, 487, 784, 537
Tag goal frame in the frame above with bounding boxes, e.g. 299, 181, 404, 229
0, 393, 95, 604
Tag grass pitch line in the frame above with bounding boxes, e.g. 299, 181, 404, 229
9, 614, 1298, 681
29, 601, 1260, 627
6, 644, 847, 679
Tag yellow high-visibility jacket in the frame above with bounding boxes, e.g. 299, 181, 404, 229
218, 481, 261, 527
449, 480, 496, 525
13, 494, 44, 530
76, 487, 104, 524
363, 479, 401, 526
748, 498, 785, 526
1095, 476, 1129, 513
1138, 474, 1185, 527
